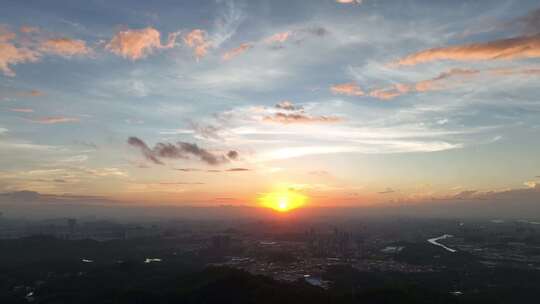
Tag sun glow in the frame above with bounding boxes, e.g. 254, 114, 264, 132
259, 190, 307, 212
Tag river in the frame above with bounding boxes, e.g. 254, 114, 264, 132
427, 234, 457, 253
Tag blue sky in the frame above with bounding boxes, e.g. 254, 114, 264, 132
1, 0, 540, 207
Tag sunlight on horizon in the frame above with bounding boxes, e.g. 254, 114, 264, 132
258, 190, 308, 212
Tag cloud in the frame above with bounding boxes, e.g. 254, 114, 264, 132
414, 68, 479, 91
60, 155, 88, 163
3, 89, 45, 98
0, 26, 94, 76
378, 188, 395, 194
369, 68, 480, 100
275, 100, 303, 111
40, 38, 91, 57
508, 7, 540, 34
451, 190, 478, 200
300, 27, 328, 37
211, 0, 244, 48
265, 31, 291, 44
106, 27, 179, 60
10, 108, 34, 113
368, 88, 403, 100
524, 181, 538, 188
336, 0, 363, 4
183, 29, 212, 60
127, 137, 164, 165
395, 33, 540, 66
174, 142, 230, 165
29, 117, 80, 124
488, 66, 540, 76
0, 190, 113, 204
222, 43, 252, 60
174, 167, 248, 173
175, 168, 202, 172
19, 90, 44, 97
158, 182, 205, 185
0, 27, 40, 76
227, 150, 239, 160
222, 101, 343, 125
127, 136, 238, 166
264, 27, 327, 47
330, 82, 364, 96
226, 168, 249, 172
263, 112, 343, 124
19, 26, 40, 34
190, 122, 223, 140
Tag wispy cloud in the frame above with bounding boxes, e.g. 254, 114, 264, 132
369, 68, 480, 100
211, 0, 245, 48
336, 0, 363, 4
378, 187, 396, 194
106, 27, 179, 60
394, 34, 540, 66
226, 167, 249, 172
175, 168, 203, 172
264, 31, 291, 44
222, 43, 252, 60
10, 108, 34, 113
17, 90, 44, 97
189, 122, 223, 140
331, 82, 364, 96
263, 112, 343, 124
29, 117, 80, 124
40, 38, 91, 57
368, 66, 540, 100
262, 100, 343, 124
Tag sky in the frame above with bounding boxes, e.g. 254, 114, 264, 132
1, 0, 540, 209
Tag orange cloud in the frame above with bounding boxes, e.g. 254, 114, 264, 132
369, 68, 479, 100
0, 27, 40, 76
222, 43, 253, 61
29, 89, 44, 97
106, 27, 179, 60
16, 90, 44, 97
336, 0, 362, 4
183, 29, 211, 60
29, 117, 80, 124
369, 88, 403, 100
415, 68, 479, 92
265, 31, 291, 44
488, 67, 540, 76
330, 82, 364, 96
395, 34, 540, 66
263, 112, 343, 124
40, 38, 90, 57
19, 26, 40, 34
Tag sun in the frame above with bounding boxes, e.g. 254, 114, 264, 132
259, 190, 307, 212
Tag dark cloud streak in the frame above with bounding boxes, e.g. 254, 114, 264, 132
128, 137, 238, 166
